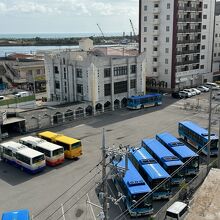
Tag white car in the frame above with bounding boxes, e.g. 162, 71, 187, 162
197, 86, 209, 92
213, 92, 220, 101
183, 89, 195, 96
204, 82, 220, 90
0, 95, 5, 100
179, 90, 192, 98
191, 88, 201, 95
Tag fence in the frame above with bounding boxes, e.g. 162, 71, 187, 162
0, 95, 35, 107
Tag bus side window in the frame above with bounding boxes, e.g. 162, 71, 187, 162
55, 141, 69, 151
4, 148, 12, 157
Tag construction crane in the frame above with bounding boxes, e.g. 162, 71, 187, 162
129, 19, 137, 42
97, 23, 105, 38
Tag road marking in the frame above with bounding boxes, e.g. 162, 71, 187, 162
74, 124, 85, 128
86, 193, 96, 220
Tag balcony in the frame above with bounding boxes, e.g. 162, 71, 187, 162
153, 8, 160, 14
153, 19, 160, 25
153, 40, 159, 46
153, 61, 159, 67
153, 30, 160, 35
176, 49, 200, 55
176, 59, 200, 66
153, 51, 159, 57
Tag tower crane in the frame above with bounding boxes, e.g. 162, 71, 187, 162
129, 19, 137, 42
97, 23, 105, 38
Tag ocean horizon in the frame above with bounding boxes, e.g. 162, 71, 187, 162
0, 32, 123, 39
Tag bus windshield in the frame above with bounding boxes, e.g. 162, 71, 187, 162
53, 148, 64, 156
71, 141, 81, 149
32, 155, 45, 164
132, 194, 152, 208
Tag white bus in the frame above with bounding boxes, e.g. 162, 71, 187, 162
0, 141, 46, 174
19, 136, 64, 166
166, 201, 188, 220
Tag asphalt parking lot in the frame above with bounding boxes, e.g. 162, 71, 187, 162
0, 92, 219, 220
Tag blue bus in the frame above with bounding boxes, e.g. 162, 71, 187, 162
178, 121, 219, 156
129, 147, 171, 200
112, 158, 153, 216
127, 94, 162, 109
156, 132, 199, 176
2, 209, 30, 220
142, 138, 185, 185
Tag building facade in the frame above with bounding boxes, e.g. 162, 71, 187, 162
45, 39, 146, 113
139, 0, 215, 91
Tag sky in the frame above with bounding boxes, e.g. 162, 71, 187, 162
0, 0, 139, 34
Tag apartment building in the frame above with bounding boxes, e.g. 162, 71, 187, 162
139, 0, 215, 91
45, 39, 146, 113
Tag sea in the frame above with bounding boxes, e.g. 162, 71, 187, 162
0, 32, 122, 57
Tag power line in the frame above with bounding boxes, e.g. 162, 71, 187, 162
34, 160, 102, 219
114, 140, 211, 220
44, 169, 102, 220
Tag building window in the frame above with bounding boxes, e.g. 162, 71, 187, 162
144, 48, 146, 51
204, 4, 208, 9
104, 84, 111, 96
166, 37, 169, 42
144, 16, 147, 21
64, 72, 67, 80
113, 66, 128, 76
218, 52, 220, 56
114, 81, 127, 94
202, 35, 206, 40
214, 53, 217, 57
131, 65, 137, 74
144, 5, 147, 11
201, 55, 205, 59
166, 15, 170, 20
63, 58, 65, 65
165, 59, 169, 64
216, 34, 218, 38
36, 69, 41, 75
201, 45, 205, 49
166, 26, 170, 32
104, 68, 111, 77
153, 68, 157, 72
154, 37, 158, 41
55, 81, 60, 89
76, 68, 82, 78
153, 58, 157, 62
77, 84, 83, 94
203, 14, 207, 19
203, 25, 206, 29
54, 66, 59, 74
144, 37, 147, 42
154, 47, 158, 51
154, 4, 159, 8
144, 27, 147, 32
154, 15, 158, 19
154, 26, 158, 30
165, 69, 168, 74
200, 65, 204, 69
165, 48, 169, 53
130, 79, 136, 89
167, 3, 170, 9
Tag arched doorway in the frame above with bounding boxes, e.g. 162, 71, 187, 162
65, 109, 74, 121
121, 98, 127, 108
75, 107, 84, 118
53, 112, 63, 124
95, 103, 102, 112
104, 101, 111, 111
86, 105, 93, 116
41, 114, 51, 128
114, 99, 120, 109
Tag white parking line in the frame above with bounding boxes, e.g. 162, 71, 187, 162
74, 124, 85, 128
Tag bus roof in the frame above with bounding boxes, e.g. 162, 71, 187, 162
115, 158, 151, 195
142, 138, 183, 167
1, 141, 27, 152
54, 135, 80, 145
156, 132, 198, 159
18, 148, 44, 158
38, 131, 58, 139
167, 201, 187, 214
20, 136, 62, 151
179, 121, 218, 140
2, 209, 30, 220
129, 93, 161, 100
131, 147, 170, 179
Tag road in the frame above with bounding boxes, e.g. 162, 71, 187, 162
0, 92, 219, 220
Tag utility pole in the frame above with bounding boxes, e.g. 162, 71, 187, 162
207, 87, 213, 167
101, 128, 108, 220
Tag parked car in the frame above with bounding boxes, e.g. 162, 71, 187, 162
0, 95, 5, 100
213, 92, 220, 101
14, 91, 30, 98
197, 85, 209, 92
191, 88, 201, 95
204, 82, 220, 90
179, 91, 190, 98
183, 89, 195, 96
172, 92, 181, 99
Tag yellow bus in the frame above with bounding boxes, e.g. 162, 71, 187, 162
38, 131, 82, 159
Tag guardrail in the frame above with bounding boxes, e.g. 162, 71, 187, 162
0, 95, 36, 107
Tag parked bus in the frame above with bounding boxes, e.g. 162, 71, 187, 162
178, 121, 219, 156
1, 209, 30, 220
129, 147, 171, 200
127, 94, 162, 109
38, 131, 82, 159
0, 141, 45, 174
142, 138, 185, 185
112, 158, 153, 216
156, 132, 199, 176
19, 136, 64, 166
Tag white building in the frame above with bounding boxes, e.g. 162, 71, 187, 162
139, 0, 215, 91
45, 39, 147, 113
213, 15, 220, 81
